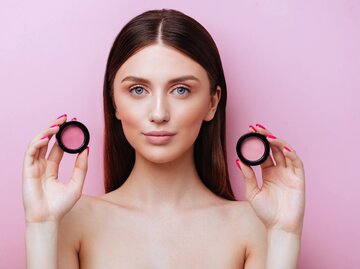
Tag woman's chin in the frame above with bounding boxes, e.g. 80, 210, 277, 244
135, 147, 192, 166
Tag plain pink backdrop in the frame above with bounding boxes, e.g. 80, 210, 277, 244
1, 0, 359, 268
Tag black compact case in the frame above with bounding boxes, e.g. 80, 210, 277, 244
56, 121, 90, 154
236, 132, 270, 166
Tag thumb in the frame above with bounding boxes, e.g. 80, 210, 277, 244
235, 159, 260, 201
68, 147, 89, 197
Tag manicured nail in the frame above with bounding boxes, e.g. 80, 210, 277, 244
284, 146, 292, 152
50, 124, 60, 128
57, 114, 67, 119
256, 123, 266, 130
266, 135, 277, 139
249, 125, 257, 132
235, 159, 242, 171
40, 136, 48, 140
71, 117, 77, 121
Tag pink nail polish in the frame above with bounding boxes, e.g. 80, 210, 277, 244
50, 124, 59, 128
57, 114, 67, 119
256, 123, 266, 130
235, 159, 242, 171
71, 117, 77, 121
266, 135, 277, 139
40, 136, 48, 140
249, 125, 257, 132
284, 146, 291, 152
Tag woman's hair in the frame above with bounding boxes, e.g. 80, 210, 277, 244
103, 8, 236, 200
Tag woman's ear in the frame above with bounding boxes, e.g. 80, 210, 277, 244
114, 104, 121, 121
204, 85, 221, 121
115, 110, 120, 120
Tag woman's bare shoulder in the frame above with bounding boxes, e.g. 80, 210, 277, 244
59, 194, 107, 240
221, 200, 267, 244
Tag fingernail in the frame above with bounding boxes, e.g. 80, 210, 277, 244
256, 123, 266, 130
87, 146, 90, 156
40, 136, 48, 140
50, 124, 60, 128
266, 135, 277, 139
284, 146, 292, 152
235, 159, 242, 171
71, 117, 77, 121
57, 114, 67, 119
249, 125, 257, 132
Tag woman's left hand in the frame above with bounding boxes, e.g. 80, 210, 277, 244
236, 124, 306, 235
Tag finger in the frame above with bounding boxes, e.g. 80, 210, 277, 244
47, 114, 67, 139
70, 117, 77, 121
254, 124, 290, 167
260, 154, 275, 169
249, 124, 277, 169
235, 159, 260, 201
68, 147, 89, 195
283, 146, 304, 178
282, 146, 294, 172
25, 126, 61, 166
24, 136, 50, 167
39, 114, 68, 159
39, 124, 61, 159
265, 135, 286, 167
24, 114, 68, 167
45, 142, 64, 179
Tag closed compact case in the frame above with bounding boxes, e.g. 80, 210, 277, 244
56, 120, 90, 154
236, 132, 270, 166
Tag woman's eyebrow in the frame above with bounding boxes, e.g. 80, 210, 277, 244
121, 75, 200, 84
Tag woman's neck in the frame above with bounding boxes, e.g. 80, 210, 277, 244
115, 148, 213, 214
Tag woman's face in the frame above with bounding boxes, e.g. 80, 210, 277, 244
113, 44, 220, 164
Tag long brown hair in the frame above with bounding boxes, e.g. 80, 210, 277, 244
103, 8, 236, 200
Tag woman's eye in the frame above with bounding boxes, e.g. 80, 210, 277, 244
173, 86, 190, 96
129, 86, 146, 95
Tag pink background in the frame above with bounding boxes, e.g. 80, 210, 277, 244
1, 0, 359, 268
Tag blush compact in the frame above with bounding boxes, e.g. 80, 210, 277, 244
236, 132, 270, 166
56, 120, 90, 154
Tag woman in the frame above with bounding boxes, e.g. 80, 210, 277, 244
23, 9, 305, 268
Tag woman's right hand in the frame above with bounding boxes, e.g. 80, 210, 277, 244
22, 114, 89, 224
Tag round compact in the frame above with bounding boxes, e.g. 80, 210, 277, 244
236, 132, 270, 166
56, 121, 90, 154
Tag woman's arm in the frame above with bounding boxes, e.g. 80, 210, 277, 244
22, 115, 88, 269
25, 222, 59, 269
266, 229, 301, 269
236, 123, 305, 268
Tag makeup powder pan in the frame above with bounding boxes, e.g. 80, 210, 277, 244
56, 121, 90, 154
236, 132, 270, 166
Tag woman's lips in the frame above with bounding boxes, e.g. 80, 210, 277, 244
143, 131, 175, 145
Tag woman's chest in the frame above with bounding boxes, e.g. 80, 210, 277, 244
79, 207, 245, 269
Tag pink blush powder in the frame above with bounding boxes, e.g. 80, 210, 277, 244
241, 137, 265, 161
61, 126, 85, 149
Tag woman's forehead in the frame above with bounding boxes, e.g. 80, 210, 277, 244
114, 44, 208, 84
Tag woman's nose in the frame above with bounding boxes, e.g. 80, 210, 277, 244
148, 94, 170, 123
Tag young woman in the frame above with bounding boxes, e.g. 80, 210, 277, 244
22, 9, 305, 269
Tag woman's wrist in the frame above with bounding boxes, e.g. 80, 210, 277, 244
268, 228, 302, 241
26, 220, 60, 231
266, 229, 302, 269
25, 221, 59, 269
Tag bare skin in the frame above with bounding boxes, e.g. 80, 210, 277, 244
23, 44, 305, 269
57, 193, 266, 269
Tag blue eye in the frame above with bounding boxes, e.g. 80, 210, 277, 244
174, 86, 190, 96
129, 86, 145, 95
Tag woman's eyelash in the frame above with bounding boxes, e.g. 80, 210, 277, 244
129, 85, 146, 95
173, 86, 190, 95
128, 85, 191, 95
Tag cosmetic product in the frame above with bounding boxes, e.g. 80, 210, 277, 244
236, 132, 270, 166
56, 120, 90, 154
